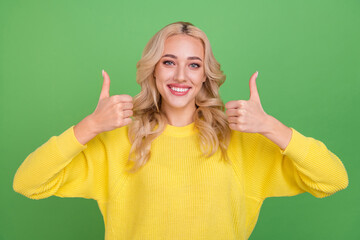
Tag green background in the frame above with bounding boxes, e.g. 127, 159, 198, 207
1, 0, 359, 239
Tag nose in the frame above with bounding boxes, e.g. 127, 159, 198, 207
174, 64, 186, 82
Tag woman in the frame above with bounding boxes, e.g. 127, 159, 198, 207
13, 22, 348, 240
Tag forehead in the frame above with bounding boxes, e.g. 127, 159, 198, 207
162, 34, 204, 58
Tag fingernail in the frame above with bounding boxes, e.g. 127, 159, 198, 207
255, 71, 259, 78
102, 69, 104, 77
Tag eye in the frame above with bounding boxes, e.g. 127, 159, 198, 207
163, 60, 174, 66
190, 63, 200, 68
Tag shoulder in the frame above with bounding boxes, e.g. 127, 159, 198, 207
97, 125, 131, 149
229, 129, 275, 150
228, 129, 282, 163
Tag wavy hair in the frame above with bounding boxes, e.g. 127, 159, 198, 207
127, 21, 231, 173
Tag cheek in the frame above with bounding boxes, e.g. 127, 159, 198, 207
192, 72, 206, 85
155, 68, 174, 82
155, 78, 163, 92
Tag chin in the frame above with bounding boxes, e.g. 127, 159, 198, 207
162, 96, 196, 111
168, 102, 193, 110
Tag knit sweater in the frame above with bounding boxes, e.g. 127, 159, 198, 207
13, 123, 348, 240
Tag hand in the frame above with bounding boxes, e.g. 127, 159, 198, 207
89, 70, 133, 134
225, 71, 270, 134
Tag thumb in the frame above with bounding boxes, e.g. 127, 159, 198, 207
249, 71, 260, 103
99, 69, 110, 100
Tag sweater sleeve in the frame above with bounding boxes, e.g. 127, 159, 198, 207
13, 126, 109, 201
232, 128, 349, 199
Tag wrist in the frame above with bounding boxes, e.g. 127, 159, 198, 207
73, 115, 99, 145
83, 114, 101, 135
259, 114, 278, 136
260, 114, 292, 150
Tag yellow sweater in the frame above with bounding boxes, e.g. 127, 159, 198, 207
13, 123, 348, 239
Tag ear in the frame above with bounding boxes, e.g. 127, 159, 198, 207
202, 76, 207, 83
153, 63, 160, 79
152, 67, 156, 78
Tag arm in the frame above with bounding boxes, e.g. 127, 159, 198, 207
13, 70, 132, 201
277, 128, 349, 198
227, 71, 349, 198
230, 128, 349, 199
12, 125, 109, 201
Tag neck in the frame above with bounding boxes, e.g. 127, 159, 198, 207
161, 104, 196, 127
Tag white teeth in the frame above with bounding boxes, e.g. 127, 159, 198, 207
170, 87, 190, 92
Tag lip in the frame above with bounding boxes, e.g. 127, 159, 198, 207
167, 84, 191, 96
167, 83, 192, 88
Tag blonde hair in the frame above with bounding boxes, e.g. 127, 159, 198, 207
127, 21, 231, 173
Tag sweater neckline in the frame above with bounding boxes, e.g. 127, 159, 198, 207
163, 122, 197, 137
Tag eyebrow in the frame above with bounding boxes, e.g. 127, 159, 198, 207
161, 54, 202, 62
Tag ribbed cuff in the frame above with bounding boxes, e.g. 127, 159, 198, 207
279, 128, 310, 158
56, 125, 88, 160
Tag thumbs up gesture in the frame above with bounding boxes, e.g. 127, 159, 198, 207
89, 70, 133, 134
225, 71, 269, 134
225, 71, 293, 149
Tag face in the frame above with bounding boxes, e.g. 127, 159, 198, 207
154, 34, 206, 115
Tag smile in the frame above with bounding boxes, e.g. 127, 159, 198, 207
170, 87, 190, 92
167, 85, 191, 96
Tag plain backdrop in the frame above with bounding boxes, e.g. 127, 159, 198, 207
1, 0, 359, 239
